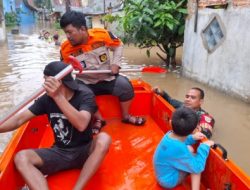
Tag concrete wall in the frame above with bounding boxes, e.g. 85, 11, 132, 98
0, 19, 6, 41
182, 7, 250, 102
3, 0, 16, 14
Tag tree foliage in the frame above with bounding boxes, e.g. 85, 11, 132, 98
34, 0, 52, 9
121, 0, 188, 67
5, 12, 20, 26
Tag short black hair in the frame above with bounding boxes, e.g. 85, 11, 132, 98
60, 10, 87, 29
172, 107, 199, 136
191, 87, 204, 99
53, 34, 59, 40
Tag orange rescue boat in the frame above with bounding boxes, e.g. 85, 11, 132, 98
0, 79, 249, 190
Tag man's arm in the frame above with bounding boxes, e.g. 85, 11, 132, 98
172, 142, 212, 174
110, 45, 123, 74
54, 96, 91, 132
153, 87, 183, 108
0, 110, 35, 133
44, 77, 91, 132
161, 91, 183, 108
105, 31, 123, 74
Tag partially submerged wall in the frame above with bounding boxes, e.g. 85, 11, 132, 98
0, 20, 5, 41
182, 1, 250, 102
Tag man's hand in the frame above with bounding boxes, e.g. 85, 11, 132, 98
43, 77, 62, 99
110, 64, 120, 75
152, 86, 163, 96
199, 123, 213, 132
192, 131, 206, 141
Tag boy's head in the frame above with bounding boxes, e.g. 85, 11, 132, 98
171, 107, 198, 136
43, 61, 78, 91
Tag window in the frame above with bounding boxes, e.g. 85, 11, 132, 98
201, 14, 225, 53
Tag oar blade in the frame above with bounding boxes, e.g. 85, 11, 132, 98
141, 66, 167, 73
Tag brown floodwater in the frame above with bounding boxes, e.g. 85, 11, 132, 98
0, 26, 249, 177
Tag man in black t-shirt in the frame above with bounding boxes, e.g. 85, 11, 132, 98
0, 61, 111, 190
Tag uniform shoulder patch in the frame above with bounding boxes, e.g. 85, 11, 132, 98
204, 115, 212, 123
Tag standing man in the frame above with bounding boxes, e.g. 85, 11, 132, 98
59, 10, 145, 133
0, 61, 111, 190
153, 87, 215, 138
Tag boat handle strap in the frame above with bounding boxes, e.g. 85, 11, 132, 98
212, 143, 228, 160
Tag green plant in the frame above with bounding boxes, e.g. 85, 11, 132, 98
121, 0, 188, 68
102, 14, 121, 24
34, 0, 52, 9
53, 21, 61, 29
5, 12, 20, 26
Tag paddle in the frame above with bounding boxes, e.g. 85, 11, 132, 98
0, 56, 83, 126
73, 66, 167, 74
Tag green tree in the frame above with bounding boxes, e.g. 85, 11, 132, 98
121, 0, 188, 68
34, 0, 52, 9
5, 12, 20, 26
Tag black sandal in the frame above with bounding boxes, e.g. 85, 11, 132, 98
122, 115, 146, 126
92, 119, 106, 134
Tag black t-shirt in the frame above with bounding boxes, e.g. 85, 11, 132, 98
29, 90, 97, 148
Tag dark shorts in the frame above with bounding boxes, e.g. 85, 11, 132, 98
34, 141, 92, 175
177, 171, 188, 185
78, 75, 134, 102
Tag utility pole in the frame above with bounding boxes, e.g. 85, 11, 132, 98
65, 0, 71, 12
107, 2, 112, 14
103, 0, 106, 14
103, 0, 106, 28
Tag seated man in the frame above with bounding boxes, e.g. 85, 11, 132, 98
0, 61, 111, 190
59, 11, 146, 134
153, 86, 215, 138
153, 107, 214, 189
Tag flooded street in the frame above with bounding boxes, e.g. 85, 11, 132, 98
0, 24, 250, 176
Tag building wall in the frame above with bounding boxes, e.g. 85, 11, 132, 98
0, 1, 5, 41
3, 0, 16, 14
16, 1, 35, 25
182, 1, 250, 102
0, 22, 6, 41
91, 16, 104, 28
88, 0, 121, 13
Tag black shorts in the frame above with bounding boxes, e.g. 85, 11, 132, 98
34, 141, 92, 175
78, 75, 134, 102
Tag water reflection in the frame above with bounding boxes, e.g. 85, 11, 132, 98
0, 25, 250, 177
1, 34, 59, 106
0, 27, 60, 152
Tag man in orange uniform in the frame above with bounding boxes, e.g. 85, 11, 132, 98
60, 11, 145, 133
